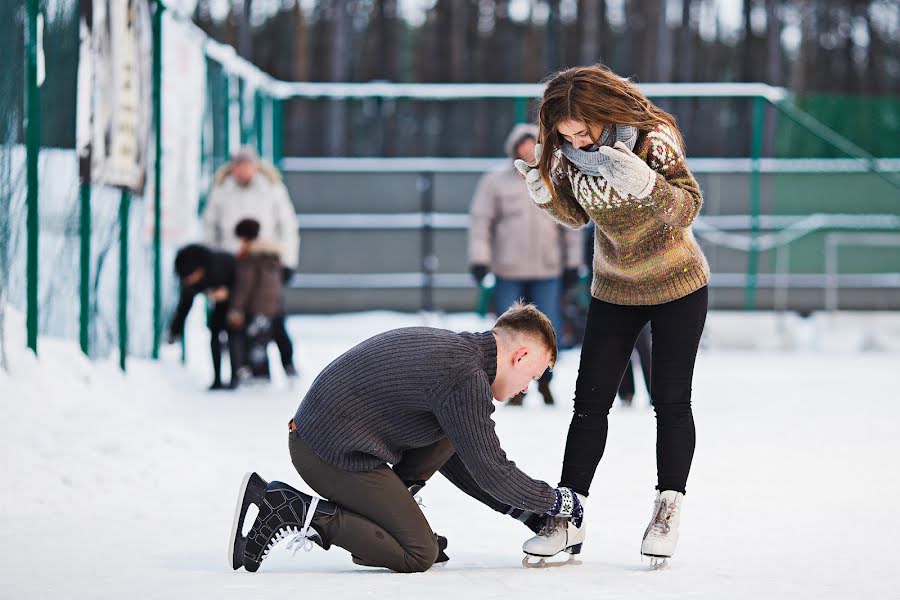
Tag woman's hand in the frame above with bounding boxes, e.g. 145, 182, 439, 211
596, 141, 656, 199
514, 144, 552, 205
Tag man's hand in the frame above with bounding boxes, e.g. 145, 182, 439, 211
548, 487, 584, 528
207, 286, 229, 303
227, 310, 245, 328
470, 264, 489, 286
514, 144, 553, 205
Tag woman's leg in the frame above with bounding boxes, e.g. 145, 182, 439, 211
558, 298, 648, 496
648, 287, 708, 493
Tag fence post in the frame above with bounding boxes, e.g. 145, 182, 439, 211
273, 98, 283, 168
79, 182, 91, 355
744, 94, 765, 310
119, 189, 130, 372
418, 173, 436, 312
151, 0, 164, 360
25, 0, 41, 354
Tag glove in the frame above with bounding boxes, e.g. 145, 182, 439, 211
470, 264, 489, 285
548, 487, 584, 528
562, 267, 580, 290
595, 141, 656, 199
514, 144, 552, 205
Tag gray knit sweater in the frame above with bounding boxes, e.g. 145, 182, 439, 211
293, 327, 557, 514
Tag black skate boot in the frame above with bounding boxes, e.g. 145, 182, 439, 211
537, 372, 555, 405
230, 473, 337, 572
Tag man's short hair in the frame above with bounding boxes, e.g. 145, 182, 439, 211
234, 218, 261, 241
174, 244, 211, 279
492, 300, 558, 367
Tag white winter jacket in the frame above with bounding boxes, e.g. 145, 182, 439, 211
202, 161, 300, 269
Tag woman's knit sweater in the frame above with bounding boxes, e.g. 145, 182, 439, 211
538, 123, 710, 305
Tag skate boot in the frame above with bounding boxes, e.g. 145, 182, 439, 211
641, 490, 683, 569
507, 391, 526, 406
229, 472, 337, 572
521, 515, 585, 568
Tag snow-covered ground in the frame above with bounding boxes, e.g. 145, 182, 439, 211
1, 308, 898, 599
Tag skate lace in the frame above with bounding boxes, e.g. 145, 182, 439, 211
261, 497, 321, 559
538, 516, 565, 537
647, 498, 676, 537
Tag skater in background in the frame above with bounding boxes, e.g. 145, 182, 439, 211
515, 64, 709, 566
468, 123, 584, 406
203, 146, 299, 377
167, 244, 240, 390
227, 219, 284, 384
229, 303, 585, 574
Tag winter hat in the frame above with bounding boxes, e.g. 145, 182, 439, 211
231, 145, 259, 165
504, 123, 539, 159
174, 244, 211, 279
234, 218, 261, 241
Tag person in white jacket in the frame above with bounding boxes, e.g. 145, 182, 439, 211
203, 146, 300, 377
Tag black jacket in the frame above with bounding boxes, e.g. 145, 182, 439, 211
168, 250, 236, 338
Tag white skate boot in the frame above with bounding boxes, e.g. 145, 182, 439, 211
522, 516, 586, 568
641, 490, 683, 569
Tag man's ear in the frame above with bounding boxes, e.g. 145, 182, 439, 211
512, 346, 529, 365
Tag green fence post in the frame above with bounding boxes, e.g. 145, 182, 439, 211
119, 189, 130, 372
514, 97, 527, 123
79, 182, 91, 355
744, 95, 765, 310
24, 0, 40, 354
255, 90, 264, 155
151, 0, 164, 360
273, 98, 283, 168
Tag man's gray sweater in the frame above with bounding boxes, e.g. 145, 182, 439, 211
292, 327, 557, 514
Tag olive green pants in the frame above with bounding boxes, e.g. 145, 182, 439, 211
289, 431, 454, 573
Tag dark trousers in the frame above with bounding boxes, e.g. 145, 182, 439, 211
208, 301, 240, 385
618, 323, 653, 401
289, 431, 454, 573
560, 286, 708, 495
272, 314, 294, 369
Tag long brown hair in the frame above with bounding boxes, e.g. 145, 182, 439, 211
536, 64, 683, 189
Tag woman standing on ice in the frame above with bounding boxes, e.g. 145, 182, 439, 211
515, 64, 709, 567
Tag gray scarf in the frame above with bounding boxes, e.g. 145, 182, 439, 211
560, 124, 638, 177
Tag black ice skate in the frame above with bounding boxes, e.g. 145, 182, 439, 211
229, 472, 336, 572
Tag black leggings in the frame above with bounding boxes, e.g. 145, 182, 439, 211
559, 286, 708, 495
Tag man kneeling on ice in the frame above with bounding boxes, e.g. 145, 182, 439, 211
230, 302, 585, 573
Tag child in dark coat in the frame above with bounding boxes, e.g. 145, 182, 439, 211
227, 219, 284, 381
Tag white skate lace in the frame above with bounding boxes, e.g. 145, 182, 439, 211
260, 497, 321, 559
646, 498, 676, 538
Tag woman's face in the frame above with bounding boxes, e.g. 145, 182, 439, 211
557, 119, 604, 150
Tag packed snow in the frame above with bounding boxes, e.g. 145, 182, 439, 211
1, 306, 898, 599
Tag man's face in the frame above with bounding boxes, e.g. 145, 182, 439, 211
491, 342, 552, 401
515, 137, 536, 163
232, 160, 259, 186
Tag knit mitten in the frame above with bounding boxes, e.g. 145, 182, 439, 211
596, 141, 656, 199
514, 144, 552, 205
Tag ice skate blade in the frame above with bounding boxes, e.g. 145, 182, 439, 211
228, 472, 267, 570
522, 555, 582, 568
645, 556, 669, 570
522, 545, 583, 569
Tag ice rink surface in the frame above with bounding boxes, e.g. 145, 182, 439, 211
1, 309, 898, 599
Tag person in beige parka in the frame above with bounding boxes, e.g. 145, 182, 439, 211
468, 123, 584, 405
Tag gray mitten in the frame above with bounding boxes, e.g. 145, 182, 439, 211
514, 144, 552, 205
596, 141, 656, 199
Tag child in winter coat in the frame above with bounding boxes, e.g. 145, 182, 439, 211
227, 218, 284, 382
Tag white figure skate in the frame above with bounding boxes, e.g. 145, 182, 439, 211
522, 516, 585, 568
641, 490, 683, 570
